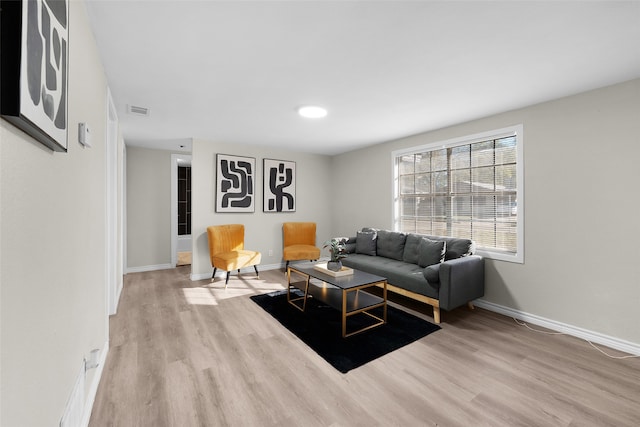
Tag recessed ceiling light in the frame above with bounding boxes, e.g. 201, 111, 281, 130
298, 105, 327, 118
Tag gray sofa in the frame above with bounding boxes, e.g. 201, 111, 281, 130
340, 228, 484, 323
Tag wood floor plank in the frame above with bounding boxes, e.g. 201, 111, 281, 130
89, 266, 640, 427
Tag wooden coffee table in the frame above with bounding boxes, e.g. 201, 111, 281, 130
287, 263, 388, 337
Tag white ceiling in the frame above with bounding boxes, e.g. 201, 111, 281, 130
85, 1, 640, 156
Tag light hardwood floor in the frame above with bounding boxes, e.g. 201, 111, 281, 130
89, 266, 640, 427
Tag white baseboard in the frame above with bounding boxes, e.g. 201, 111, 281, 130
474, 299, 640, 356
81, 341, 109, 427
190, 262, 284, 281
125, 263, 173, 274
60, 341, 109, 427
189, 258, 329, 281
60, 363, 86, 427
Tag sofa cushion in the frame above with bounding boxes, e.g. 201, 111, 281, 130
418, 238, 446, 267
356, 231, 377, 256
443, 238, 474, 260
342, 254, 438, 299
402, 233, 422, 264
376, 230, 407, 261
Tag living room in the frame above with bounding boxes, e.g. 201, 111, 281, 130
1, 1, 639, 426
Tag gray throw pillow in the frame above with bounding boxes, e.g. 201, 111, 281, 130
342, 236, 357, 254
376, 230, 407, 261
444, 239, 474, 260
356, 231, 377, 256
402, 234, 422, 264
418, 238, 446, 267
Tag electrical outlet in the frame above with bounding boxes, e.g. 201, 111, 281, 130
85, 348, 100, 371
268, 249, 273, 257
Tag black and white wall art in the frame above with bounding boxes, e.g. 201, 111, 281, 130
216, 154, 255, 212
0, 0, 69, 152
264, 158, 296, 213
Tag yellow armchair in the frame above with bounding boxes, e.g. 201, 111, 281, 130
207, 224, 261, 287
283, 222, 321, 270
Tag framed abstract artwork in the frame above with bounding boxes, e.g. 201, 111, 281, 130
0, 0, 69, 152
263, 158, 296, 213
216, 154, 255, 213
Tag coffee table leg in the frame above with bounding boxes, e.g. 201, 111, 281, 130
302, 275, 310, 311
286, 267, 291, 303
383, 280, 388, 323
342, 289, 347, 338
287, 268, 310, 312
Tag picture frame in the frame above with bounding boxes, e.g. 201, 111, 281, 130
263, 158, 296, 213
0, 0, 69, 152
216, 154, 255, 213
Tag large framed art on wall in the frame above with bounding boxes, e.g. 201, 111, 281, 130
216, 154, 255, 213
0, 0, 69, 152
263, 158, 295, 213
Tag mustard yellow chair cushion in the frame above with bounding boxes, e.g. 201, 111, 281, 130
283, 244, 320, 261
212, 250, 262, 272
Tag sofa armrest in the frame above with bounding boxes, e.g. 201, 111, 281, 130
438, 255, 485, 311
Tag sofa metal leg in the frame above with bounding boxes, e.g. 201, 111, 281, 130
254, 265, 260, 278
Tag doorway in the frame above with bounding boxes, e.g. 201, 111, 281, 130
171, 154, 192, 267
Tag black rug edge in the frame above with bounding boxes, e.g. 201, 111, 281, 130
250, 290, 441, 373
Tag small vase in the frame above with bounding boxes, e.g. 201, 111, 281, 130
327, 260, 342, 272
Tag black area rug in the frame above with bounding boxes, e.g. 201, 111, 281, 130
250, 290, 441, 373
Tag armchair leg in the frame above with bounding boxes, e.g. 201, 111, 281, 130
285, 261, 289, 272
225, 271, 230, 285
212, 268, 217, 280
254, 265, 260, 278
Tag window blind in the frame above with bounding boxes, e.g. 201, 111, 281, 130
397, 135, 518, 255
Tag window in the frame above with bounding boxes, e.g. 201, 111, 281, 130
393, 125, 523, 263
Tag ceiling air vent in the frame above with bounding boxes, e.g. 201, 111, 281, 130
127, 104, 149, 116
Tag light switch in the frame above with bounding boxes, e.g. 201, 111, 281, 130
78, 122, 91, 147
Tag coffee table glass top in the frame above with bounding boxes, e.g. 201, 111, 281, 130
289, 262, 387, 290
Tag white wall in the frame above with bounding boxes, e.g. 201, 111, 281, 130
125, 146, 173, 270
0, 1, 110, 425
191, 139, 333, 279
332, 79, 640, 346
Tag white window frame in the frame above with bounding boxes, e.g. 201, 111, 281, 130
391, 124, 524, 263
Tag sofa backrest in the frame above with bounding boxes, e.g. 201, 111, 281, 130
359, 228, 475, 262
374, 229, 407, 261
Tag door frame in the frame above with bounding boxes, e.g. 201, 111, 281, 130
106, 88, 121, 315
